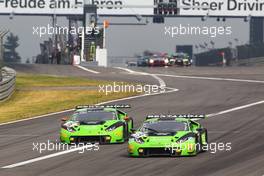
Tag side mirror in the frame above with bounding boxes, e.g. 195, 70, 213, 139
61, 117, 68, 122
124, 116, 130, 121
197, 128, 204, 133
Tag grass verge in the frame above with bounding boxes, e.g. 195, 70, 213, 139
0, 74, 139, 123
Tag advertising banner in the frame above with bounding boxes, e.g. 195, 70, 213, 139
179, 0, 264, 17
0, 0, 154, 15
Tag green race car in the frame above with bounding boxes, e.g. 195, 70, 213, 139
128, 114, 208, 157
60, 105, 133, 144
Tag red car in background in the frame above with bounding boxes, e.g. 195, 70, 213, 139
148, 54, 169, 67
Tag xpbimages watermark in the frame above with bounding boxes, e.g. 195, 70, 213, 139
164, 24, 232, 38
98, 82, 166, 95
165, 141, 232, 154
32, 140, 100, 154
32, 24, 100, 38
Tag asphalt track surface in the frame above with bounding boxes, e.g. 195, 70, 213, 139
1, 64, 264, 176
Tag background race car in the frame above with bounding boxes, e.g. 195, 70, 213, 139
137, 52, 170, 67
148, 54, 169, 67
137, 56, 150, 67
173, 53, 192, 66
60, 105, 133, 144
128, 114, 208, 157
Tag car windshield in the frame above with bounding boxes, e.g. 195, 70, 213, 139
139, 57, 148, 60
177, 54, 188, 59
151, 56, 163, 60
142, 121, 187, 133
72, 111, 116, 122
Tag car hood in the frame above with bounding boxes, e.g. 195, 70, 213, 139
66, 120, 120, 135
133, 131, 189, 143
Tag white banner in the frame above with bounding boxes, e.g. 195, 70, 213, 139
95, 0, 153, 15
0, 0, 154, 15
179, 0, 264, 17
0, 0, 83, 14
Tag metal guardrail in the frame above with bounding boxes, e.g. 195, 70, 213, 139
0, 67, 16, 102
0, 68, 2, 82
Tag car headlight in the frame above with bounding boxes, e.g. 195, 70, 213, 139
177, 137, 195, 144
106, 126, 116, 132
149, 59, 154, 64
105, 122, 123, 132
67, 127, 76, 132
134, 137, 144, 144
61, 121, 79, 133
130, 132, 146, 144
164, 59, 169, 64
61, 125, 76, 133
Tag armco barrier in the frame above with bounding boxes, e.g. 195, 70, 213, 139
0, 68, 2, 82
0, 67, 16, 101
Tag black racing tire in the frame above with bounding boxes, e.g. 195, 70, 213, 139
200, 129, 208, 152
196, 128, 208, 153
127, 118, 134, 138
195, 134, 202, 154
123, 124, 129, 141
130, 117, 134, 129
59, 137, 64, 143
204, 129, 208, 143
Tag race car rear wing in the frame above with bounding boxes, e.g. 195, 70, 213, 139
76, 104, 131, 109
146, 114, 206, 120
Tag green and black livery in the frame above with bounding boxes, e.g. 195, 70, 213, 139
60, 105, 133, 144
128, 114, 208, 157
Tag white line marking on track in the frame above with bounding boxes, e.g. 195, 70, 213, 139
117, 68, 264, 118
155, 73, 264, 84
151, 74, 166, 88
207, 100, 264, 117
116, 67, 264, 84
75, 65, 100, 74
115, 67, 167, 88
1, 145, 94, 169
115, 67, 136, 74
